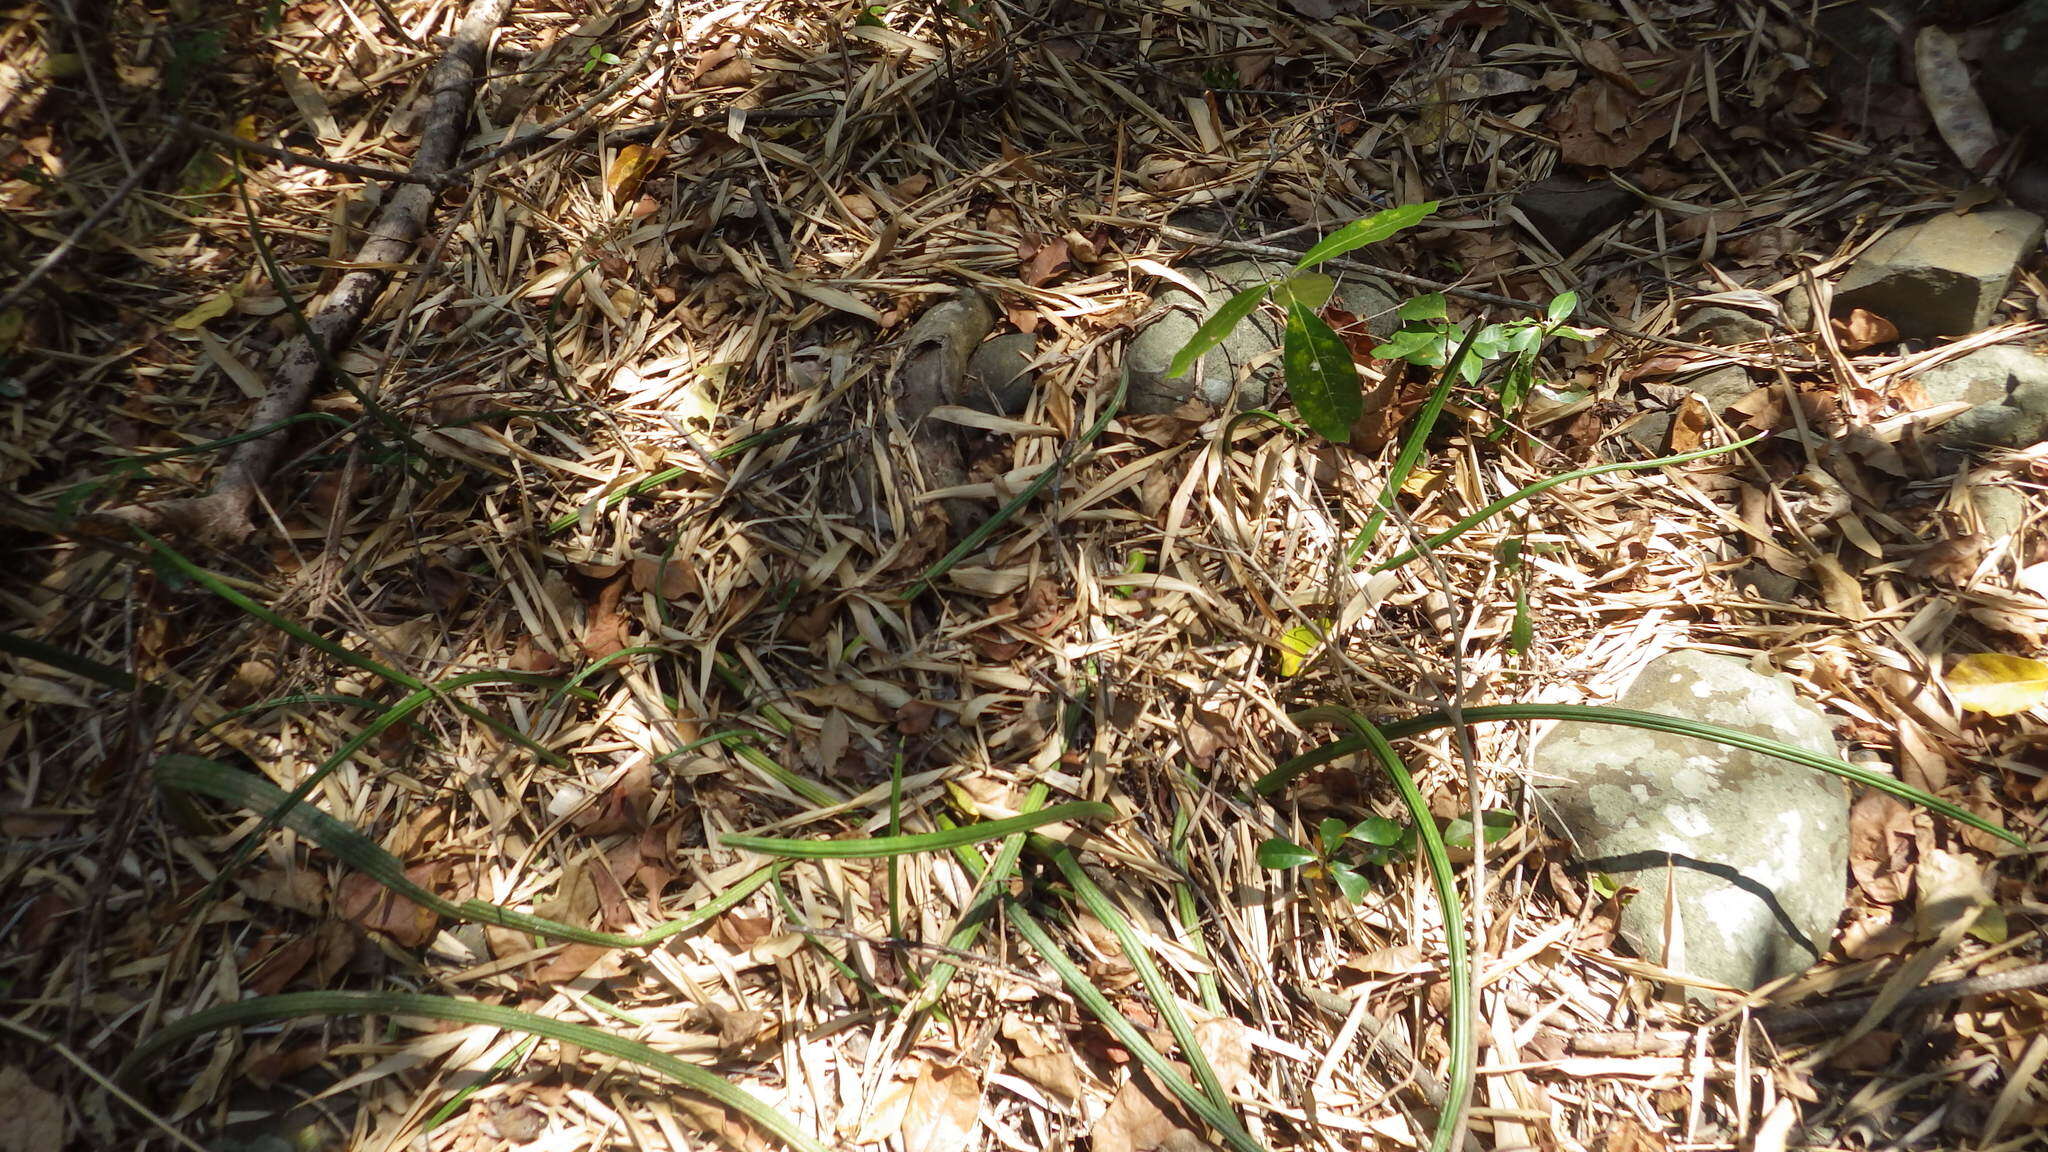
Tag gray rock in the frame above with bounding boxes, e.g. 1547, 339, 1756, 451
1981, 0, 2048, 136
1513, 177, 1636, 254
1677, 365, 1757, 414
1831, 209, 2044, 339
1781, 291, 1814, 334
1733, 561, 1802, 602
964, 332, 1038, 416
1129, 259, 1397, 415
1533, 650, 1850, 992
1679, 306, 1771, 346
1915, 344, 2048, 449
1970, 485, 2028, 540
1619, 409, 1675, 455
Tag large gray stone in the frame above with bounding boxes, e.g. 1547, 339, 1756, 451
1678, 306, 1771, 346
1831, 209, 2044, 338
1129, 260, 1397, 415
1913, 344, 2048, 449
1513, 177, 1636, 255
1534, 650, 1850, 992
963, 332, 1038, 416
1981, 1, 2048, 136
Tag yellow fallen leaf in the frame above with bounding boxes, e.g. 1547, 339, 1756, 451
1278, 621, 1327, 678
170, 289, 239, 330
1946, 653, 2048, 716
604, 143, 657, 202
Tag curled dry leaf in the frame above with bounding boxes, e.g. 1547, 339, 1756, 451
1833, 307, 1900, 351
1944, 652, 2048, 716
1915, 27, 1999, 172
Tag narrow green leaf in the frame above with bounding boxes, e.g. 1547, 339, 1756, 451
1282, 300, 1361, 442
157, 756, 771, 948
1256, 837, 1318, 870
1294, 201, 1439, 270
1288, 707, 1470, 1152
0, 630, 135, 689
1251, 705, 2026, 849
1045, 845, 1236, 1117
1271, 272, 1334, 309
720, 802, 1114, 859
116, 992, 828, 1152
1368, 435, 1764, 573
1398, 293, 1448, 322
1168, 283, 1272, 380
1007, 906, 1267, 1152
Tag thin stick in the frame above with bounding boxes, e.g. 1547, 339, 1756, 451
0, 1017, 212, 1152
168, 116, 428, 185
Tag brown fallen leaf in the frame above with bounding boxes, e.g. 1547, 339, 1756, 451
605, 144, 658, 203
0, 1065, 68, 1152
902, 1061, 981, 1152
1833, 307, 1900, 351
581, 574, 632, 660
1668, 393, 1710, 453
1809, 554, 1869, 621
1020, 235, 1071, 287
1848, 790, 1916, 905
336, 862, 445, 947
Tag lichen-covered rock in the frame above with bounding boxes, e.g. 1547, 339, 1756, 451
1831, 209, 2044, 338
1912, 344, 2048, 449
1534, 650, 1850, 992
1128, 260, 1397, 414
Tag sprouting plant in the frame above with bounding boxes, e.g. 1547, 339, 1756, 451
581, 43, 622, 76
1258, 810, 1513, 904
1172, 201, 1596, 441
1169, 201, 1437, 442
1372, 290, 1597, 416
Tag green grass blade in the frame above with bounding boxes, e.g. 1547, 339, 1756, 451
1294, 202, 1438, 270
158, 755, 772, 948
1370, 436, 1765, 573
904, 366, 1128, 598
199, 669, 564, 897
1343, 323, 1485, 567
1282, 299, 1362, 441
134, 529, 564, 766
917, 784, 1051, 1012
720, 802, 1115, 860
1288, 707, 1470, 1152
1169, 283, 1273, 380
1045, 844, 1234, 1116
1253, 704, 2021, 846
1007, 903, 1266, 1152
116, 991, 827, 1152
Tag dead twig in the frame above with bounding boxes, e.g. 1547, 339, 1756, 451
166, 116, 430, 186
87, 0, 515, 546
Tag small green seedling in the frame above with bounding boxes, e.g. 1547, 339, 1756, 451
1259, 810, 1514, 904
1172, 202, 1594, 441
1371, 290, 1597, 416
582, 44, 623, 76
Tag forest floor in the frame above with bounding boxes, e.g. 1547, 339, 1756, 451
3, 2, 2046, 1150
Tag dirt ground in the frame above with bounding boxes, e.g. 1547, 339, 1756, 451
2, 2, 2046, 1150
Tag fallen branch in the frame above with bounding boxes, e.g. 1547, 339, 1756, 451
89, 0, 514, 547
